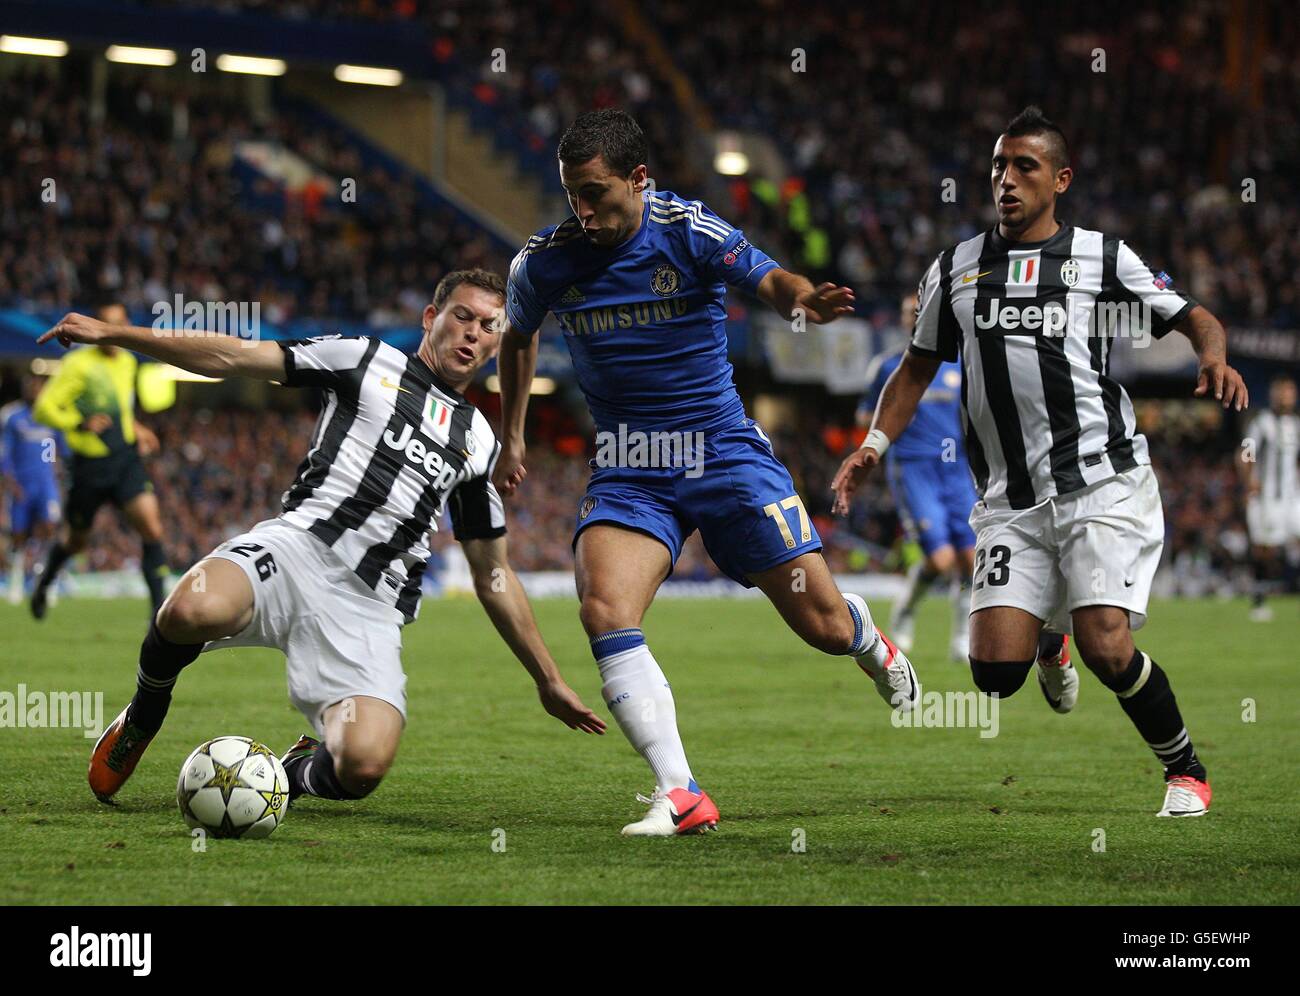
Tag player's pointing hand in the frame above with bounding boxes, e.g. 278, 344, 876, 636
830, 445, 882, 517
37, 312, 110, 348
796, 282, 856, 325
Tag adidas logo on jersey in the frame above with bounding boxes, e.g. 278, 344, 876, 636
383, 423, 460, 490
975, 298, 1069, 335
558, 285, 586, 305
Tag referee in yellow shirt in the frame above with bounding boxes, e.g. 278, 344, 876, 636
30, 302, 168, 618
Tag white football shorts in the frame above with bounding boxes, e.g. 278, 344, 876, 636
968, 465, 1165, 634
200, 518, 407, 733
1246, 496, 1300, 547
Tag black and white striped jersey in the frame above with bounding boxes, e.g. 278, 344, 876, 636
1245, 409, 1300, 504
910, 225, 1197, 510
276, 336, 505, 621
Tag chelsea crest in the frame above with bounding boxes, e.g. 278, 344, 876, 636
651, 263, 681, 297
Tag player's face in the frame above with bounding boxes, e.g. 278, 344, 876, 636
1271, 379, 1297, 412
22, 375, 44, 404
96, 304, 128, 355
559, 155, 647, 247
423, 286, 504, 386
991, 134, 1070, 235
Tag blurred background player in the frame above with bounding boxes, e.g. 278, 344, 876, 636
1, 375, 64, 604
28, 302, 167, 619
1239, 375, 1299, 621
858, 291, 976, 662
497, 110, 918, 837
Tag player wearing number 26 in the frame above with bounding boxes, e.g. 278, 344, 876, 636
40, 269, 605, 812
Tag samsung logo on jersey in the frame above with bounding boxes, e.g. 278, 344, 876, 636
383, 423, 460, 490
975, 299, 1069, 335
557, 298, 690, 336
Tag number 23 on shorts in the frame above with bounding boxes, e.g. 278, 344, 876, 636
975, 544, 1011, 589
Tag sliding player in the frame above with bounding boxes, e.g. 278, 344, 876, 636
40, 270, 604, 810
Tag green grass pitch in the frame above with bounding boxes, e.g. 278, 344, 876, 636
2, 595, 1297, 905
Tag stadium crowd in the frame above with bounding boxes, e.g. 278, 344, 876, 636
126, 0, 1300, 330
0, 68, 506, 327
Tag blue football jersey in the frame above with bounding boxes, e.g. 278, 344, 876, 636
860, 351, 965, 462
0, 402, 61, 490
506, 190, 780, 434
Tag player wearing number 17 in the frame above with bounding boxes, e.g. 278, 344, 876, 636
496, 110, 918, 837
40, 270, 605, 811
832, 107, 1250, 818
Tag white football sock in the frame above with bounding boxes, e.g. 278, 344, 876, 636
595, 632, 695, 793
7, 548, 24, 603
951, 576, 971, 643
843, 592, 892, 668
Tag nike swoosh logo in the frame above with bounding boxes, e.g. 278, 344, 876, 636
670, 798, 702, 826
962, 271, 992, 284
380, 377, 410, 394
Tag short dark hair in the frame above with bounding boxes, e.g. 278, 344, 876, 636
1004, 105, 1070, 171
432, 268, 505, 310
557, 109, 647, 178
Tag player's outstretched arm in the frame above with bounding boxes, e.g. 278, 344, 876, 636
756, 268, 856, 324
831, 351, 941, 515
38, 313, 287, 382
1175, 305, 1248, 412
492, 324, 537, 496
461, 534, 606, 734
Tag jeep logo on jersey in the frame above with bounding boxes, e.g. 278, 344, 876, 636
651, 263, 681, 297
975, 299, 1069, 335
382, 422, 460, 490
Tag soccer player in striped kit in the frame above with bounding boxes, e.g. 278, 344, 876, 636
1239, 375, 1299, 622
833, 107, 1249, 817
40, 270, 605, 809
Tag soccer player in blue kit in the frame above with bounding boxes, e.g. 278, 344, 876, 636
2, 375, 64, 603
859, 296, 978, 664
495, 110, 919, 836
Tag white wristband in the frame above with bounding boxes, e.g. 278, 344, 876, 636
863, 428, 891, 457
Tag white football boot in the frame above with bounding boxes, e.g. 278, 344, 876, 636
620, 785, 719, 836
856, 627, 921, 713
1156, 776, 1212, 818
1036, 635, 1078, 714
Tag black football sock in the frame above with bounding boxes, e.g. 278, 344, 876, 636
1037, 630, 1066, 661
127, 619, 203, 735
37, 542, 72, 591
291, 744, 362, 801
1251, 558, 1268, 607
141, 541, 169, 612
1101, 649, 1206, 782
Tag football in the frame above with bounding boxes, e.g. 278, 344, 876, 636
176, 736, 290, 840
